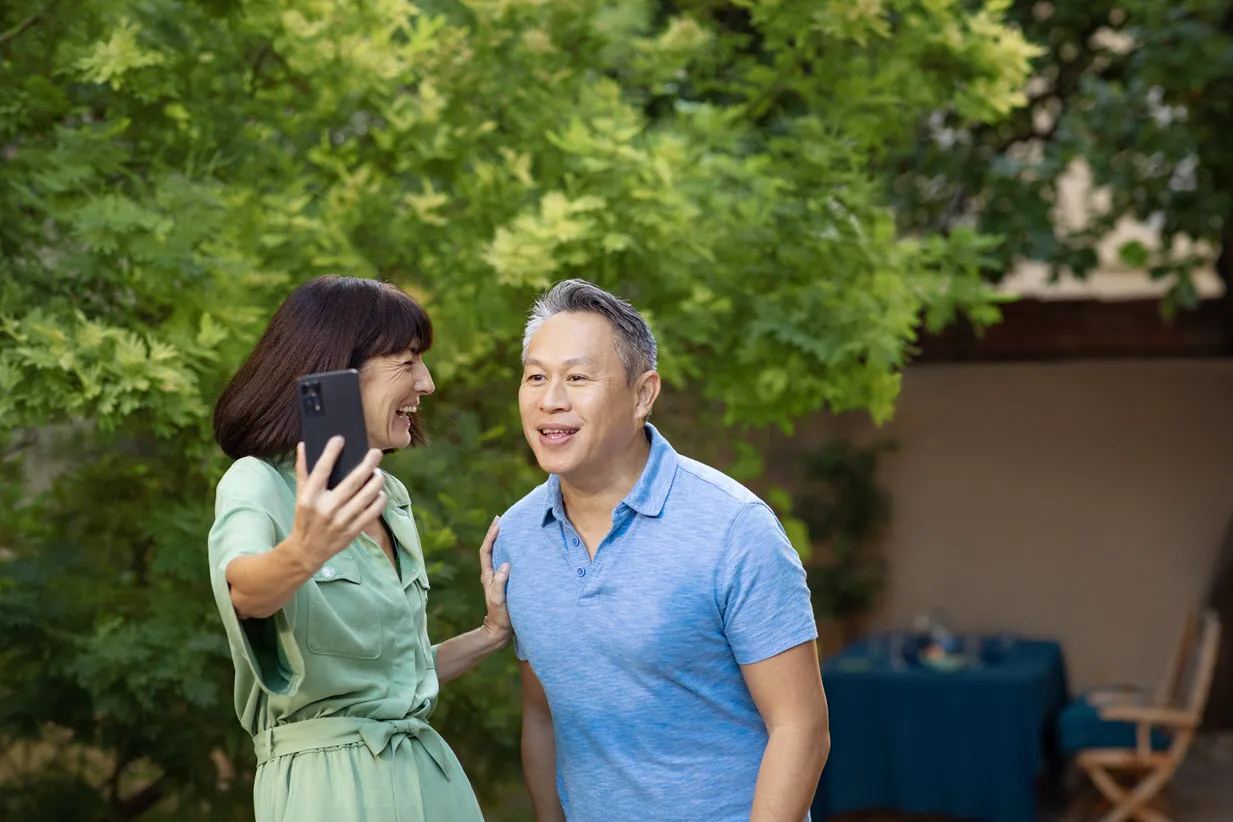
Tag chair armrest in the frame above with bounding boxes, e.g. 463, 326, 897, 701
1097, 705, 1197, 728
1088, 687, 1146, 707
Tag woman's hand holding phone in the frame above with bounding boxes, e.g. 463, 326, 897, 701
289, 435, 386, 570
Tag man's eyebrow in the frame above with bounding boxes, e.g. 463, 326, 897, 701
524, 357, 599, 368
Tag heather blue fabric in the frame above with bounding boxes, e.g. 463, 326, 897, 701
493, 424, 818, 822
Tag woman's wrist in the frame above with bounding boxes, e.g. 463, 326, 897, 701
275, 533, 320, 581
480, 617, 513, 650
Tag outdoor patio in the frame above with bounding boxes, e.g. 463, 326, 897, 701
826, 733, 1233, 822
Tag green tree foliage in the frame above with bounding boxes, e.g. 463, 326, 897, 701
0, 0, 1036, 817
795, 438, 895, 642
889, 0, 1233, 318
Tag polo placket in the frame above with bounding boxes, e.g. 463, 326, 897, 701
561, 506, 640, 607
558, 522, 600, 607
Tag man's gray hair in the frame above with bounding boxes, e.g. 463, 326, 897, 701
522, 279, 658, 383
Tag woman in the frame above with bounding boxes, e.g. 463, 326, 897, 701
208, 275, 510, 821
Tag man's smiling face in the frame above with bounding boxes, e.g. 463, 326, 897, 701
518, 311, 643, 482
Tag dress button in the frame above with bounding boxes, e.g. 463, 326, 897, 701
570, 537, 579, 547
322, 566, 336, 579
576, 567, 585, 577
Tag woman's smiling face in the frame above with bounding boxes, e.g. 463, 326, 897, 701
359, 348, 435, 451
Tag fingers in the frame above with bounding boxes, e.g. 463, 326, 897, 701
487, 562, 511, 606
352, 488, 387, 534
479, 516, 500, 578
332, 447, 384, 502
295, 442, 308, 487
305, 436, 345, 496
336, 468, 387, 528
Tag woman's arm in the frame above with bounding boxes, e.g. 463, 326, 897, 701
434, 517, 511, 683
226, 439, 386, 619
226, 537, 316, 619
434, 622, 509, 683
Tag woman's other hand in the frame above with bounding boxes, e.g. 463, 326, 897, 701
432, 517, 513, 682
478, 516, 512, 647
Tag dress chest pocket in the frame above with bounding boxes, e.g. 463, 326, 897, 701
306, 553, 382, 659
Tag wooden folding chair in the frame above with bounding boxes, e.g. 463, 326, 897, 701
1069, 609, 1221, 822
1085, 611, 1197, 711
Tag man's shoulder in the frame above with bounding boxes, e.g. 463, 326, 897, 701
672, 453, 761, 512
494, 482, 552, 568
500, 480, 552, 527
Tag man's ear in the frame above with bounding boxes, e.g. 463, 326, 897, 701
634, 370, 661, 422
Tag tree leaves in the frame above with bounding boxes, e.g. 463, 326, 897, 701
76, 19, 166, 90
889, 0, 1233, 307
0, 0, 1039, 815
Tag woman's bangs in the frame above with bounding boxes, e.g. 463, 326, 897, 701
358, 285, 434, 361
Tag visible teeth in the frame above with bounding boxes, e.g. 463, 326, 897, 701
398, 406, 417, 415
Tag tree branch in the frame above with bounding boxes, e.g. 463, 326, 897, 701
116, 775, 167, 820
1, 429, 38, 460
982, 16, 1124, 155
0, 0, 59, 49
107, 753, 130, 807
1216, 231, 1233, 353
249, 43, 272, 96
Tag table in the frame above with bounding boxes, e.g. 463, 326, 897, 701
812, 636, 1069, 822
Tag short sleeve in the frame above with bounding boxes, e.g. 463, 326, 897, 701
207, 460, 305, 698
717, 501, 819, 666
491, 530, 527, 661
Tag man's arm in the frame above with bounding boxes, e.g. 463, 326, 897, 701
520, 661, 566, 822
741, 640, 830, 822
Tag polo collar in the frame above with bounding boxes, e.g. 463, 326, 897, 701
540, 424, 679, 525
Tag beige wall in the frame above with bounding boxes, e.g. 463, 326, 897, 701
752, 359, 1233, 692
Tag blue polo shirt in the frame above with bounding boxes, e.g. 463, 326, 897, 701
493, 424, 818, 822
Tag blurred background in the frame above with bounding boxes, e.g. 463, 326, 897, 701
1, 0, 1230, 820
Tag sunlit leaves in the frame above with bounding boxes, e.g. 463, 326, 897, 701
76, 19, 166, 90
0, 0, 1038, 816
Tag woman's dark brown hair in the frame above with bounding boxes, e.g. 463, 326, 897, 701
214, 275, 433, 461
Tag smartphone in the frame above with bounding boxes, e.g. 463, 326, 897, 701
296, 369, 369, 490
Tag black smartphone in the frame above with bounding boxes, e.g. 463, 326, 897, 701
296, 369, 369, 490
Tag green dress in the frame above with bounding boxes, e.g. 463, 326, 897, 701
207, 457, 485, 822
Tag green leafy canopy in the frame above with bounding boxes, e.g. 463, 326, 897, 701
0, 0, 1036, 817
889, 0, 1233, 317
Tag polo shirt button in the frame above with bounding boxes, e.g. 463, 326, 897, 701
322, 566, 336, 579
576, 567, 585, 577
570, 537, 579, 547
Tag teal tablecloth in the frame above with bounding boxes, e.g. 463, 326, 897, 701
812, 636, 1069, 822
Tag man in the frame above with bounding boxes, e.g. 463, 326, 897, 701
492, 279, 830, 822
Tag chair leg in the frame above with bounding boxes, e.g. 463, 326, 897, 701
1121, 771, 1173, 822
1064, 781, 1102, 822
1086, 764, 1172, 822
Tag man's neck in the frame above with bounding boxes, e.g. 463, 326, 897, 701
559, 431, 652, 528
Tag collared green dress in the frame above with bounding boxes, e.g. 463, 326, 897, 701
207, 456, 485, 822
